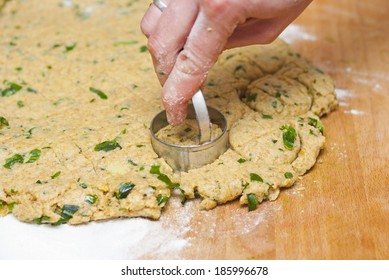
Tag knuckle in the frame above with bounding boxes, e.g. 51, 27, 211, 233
201, 0, 231, 15
175, 48, 210, 77
147, 36, 165, 59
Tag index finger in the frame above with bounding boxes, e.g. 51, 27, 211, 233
162, 1, 248, 125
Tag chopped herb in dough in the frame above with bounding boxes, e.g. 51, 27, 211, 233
3, 154, 24, 169
53, 205, 80, 225
115, 182, 135, 199
156, 194, 169, 206
284, 172, 293, 179
94, 139, 122, 152
85, 194, 98, 205
281, 125, 297, 150
1, 82, 22, 97
308, 117, 325, 134
89, 87, 108, 100
250, 173, 264, 183
51, 171, 61, 179
0, 116, 9, 128
25, 149, 41, 164
247, 194, 259, 211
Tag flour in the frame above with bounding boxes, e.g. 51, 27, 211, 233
0, 196, 192, 259
344, 109, 365, 116
279, 24, 317, 44
335, 88, 354, 100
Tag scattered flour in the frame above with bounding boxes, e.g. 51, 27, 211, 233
0, 196, 193, 260
279, 24, 317, 44
344, 109, 365, 116
335, 88, 354, 100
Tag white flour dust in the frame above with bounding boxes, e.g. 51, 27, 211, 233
344, 109, 365, 116
0, 196, 192, 260
279, 24, 317, 44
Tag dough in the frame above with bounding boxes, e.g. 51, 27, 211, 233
155, 119, 222, 146
0, 0, 337, 224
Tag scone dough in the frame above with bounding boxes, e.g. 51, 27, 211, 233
0, 0, 337, 224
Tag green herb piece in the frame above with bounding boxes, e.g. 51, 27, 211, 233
35, 180, 47, 184
121, 129, 127, 135
275, 91, 281, 98
27, 87, 37, 93
226, 54, 235, 60
0, 201, 5, 210
79, 183, 88, 189
17, 100, 24, 108
309, 129, 317, 136
85, 194, 98, 205
184, 127, 192, 133
53, 205, 79, 225
284, 172, 293, 179
149, 165, 179, 188
246, 93, 257, 102
33, 216, 50, 224
94, 139, 122, 152
89, 87, 108, 100
64, 42, 77, 52
52, 43, 62, 49
3, 154, 24, 169
156, 194, 169, 206
281, 125, 297, 150
271, 139, 278, 144
242, 182, 249, 189
158, 174, 180, 188
262, 114, 273, 119
0, 116, 9, 128
247, 194, 258, 211
15, 67, 23, 72
234, 64, 245, 73
139, 45, 148, 52
116, 182, 135, 199
150, 165, 161, 175
271, 101, 278, 108
177, 187, 187, 205
114, 40, 138, 46
271, 56, 279, 60
51, 171, 61, 179
250, 173, 263, 183
136, 144, 145, 148
308, 117, 325, 134
1, 82, 22, 97
237, 158, 247, 164
7, 202, 17, 211
128, 159, 138, 166
25, 149, 41, 164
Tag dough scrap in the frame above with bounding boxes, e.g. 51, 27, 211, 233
0, 0, 337, 224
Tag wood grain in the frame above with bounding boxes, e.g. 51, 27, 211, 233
154, 0, 389, 260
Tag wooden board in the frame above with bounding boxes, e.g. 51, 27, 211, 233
157, 0, 389, 260
1, 0, 388, 260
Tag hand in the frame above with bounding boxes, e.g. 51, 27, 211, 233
141, 0, 312, 125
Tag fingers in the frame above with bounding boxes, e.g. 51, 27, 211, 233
140, 3, 162, 38
162, 1, 247, 125
225, 18, 286, 49
225, 0, 313, 49
146, 0, 199, 85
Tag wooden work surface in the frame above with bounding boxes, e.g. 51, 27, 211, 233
155, 0, 389, 260
1, 0, 388, 261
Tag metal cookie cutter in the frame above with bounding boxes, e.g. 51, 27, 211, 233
150, 95, 229, 172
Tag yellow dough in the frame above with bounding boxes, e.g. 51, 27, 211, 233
0, 0, 337, 224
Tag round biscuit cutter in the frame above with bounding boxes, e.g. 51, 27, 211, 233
150, 90, 229, 172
